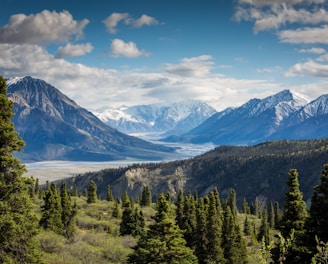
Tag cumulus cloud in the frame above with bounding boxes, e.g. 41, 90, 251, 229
279, 25, 328, 44
55, 43, 93, 58
0, 43, 284, 111
126, 14, 159, 28
111, 39, 150, 58
257, 66, 282, 73
234, 1, 328, 33
164, 55, 214, 77
103, 13, 159, 34
285, 60, 328, 77
0, 10, 89, 45
298, 47, 326, 54
103, 13, 129, 34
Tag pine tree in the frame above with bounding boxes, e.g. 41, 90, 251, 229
228, 188, 238, 217
205, 190, 225, 263
194, 198, 208, 264
40, 183, 64, 234
0, 76, 41, 262
120, 199, 137, 236
106, 184, 114, 201
257, 207, 270, 246
112, 200, 122, 218
127, 194, 198, 264
60, 181, 77, 239
222, 206, 248, 264
181, 192, 197, 249
242, 197, 250, 214
175, 188, 184, 228
274, 201, 282, 229
272, 168, 308, 263
87, 180, 97, 203
306, 164, 328, 256
268, 201, 275, 229
140, 185, 151, 207
244, 215, 251, 236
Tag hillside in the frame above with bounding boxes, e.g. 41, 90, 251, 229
6, 76, 175, 162
63, 138, 328, 206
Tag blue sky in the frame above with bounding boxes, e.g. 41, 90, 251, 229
1, 0, 328, 111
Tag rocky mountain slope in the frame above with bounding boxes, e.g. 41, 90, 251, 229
163, 89, 328, 145
93, 100, 216, 136
7, 76, 175, 162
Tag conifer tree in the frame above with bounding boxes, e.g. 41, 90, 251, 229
181, 192, 197, 249
106, 184, 114, 201
272, 168, 308, 263
40, 183, 64, 234
175, 188, 184, 228
140, 185, 151, 206
244, 215, 251, 236
0, 76, 41, 262
306, 164, 328, 256
205, 190, 225, 263
242, 197, 250, 214
195, 198, 208, 263
60, 181, 77, 239
127, 194, 198, 264
258, 207, 270, 246
87, 180, 97, 203
228, 188, 238, 217
274, 201, 282, 229
120, 199, 136, 236
268, 201, 275, 229
112, 200, 122, 218
222, 206, 248, 264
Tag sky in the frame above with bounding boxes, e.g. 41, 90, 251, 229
1, 0, 328, 111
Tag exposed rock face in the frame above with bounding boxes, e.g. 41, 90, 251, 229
6, 76, 174, 162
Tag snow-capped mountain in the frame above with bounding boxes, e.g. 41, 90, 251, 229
93, 100, 217, 136
164, 89, 317, 145
6, 76, 174, 162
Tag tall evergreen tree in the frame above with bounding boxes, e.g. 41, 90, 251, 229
0, 76, 41, 262
106, 184, 114, 202
181, 192, 197, 249
268, 201, 275, 229
60, 181, 77, 239
222, 205, 248, 264
194, 198, 208, 264
140, 185, 151, 207
175, 188, 184, 228
205, 190, 225, 263
120, 199, 136, 236
40, 183, 63, 234
127, 194, 198, 264
272, 168, 308, 263
228, 188, 238, 217
306, 164, 328, 256
87, 180, 97, 203
257, 207, 270, 246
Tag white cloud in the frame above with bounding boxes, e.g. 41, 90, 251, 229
103, 13, 159, 34
279, 25, 328, 44
317, 53, 328, 62
111, 39, 150, 58
0, 10, 89, 45
0, 44, 284, 111
55, 43, 93, 58
298, 48, 326, 54
103, 13, 129, 34
285, 60, 328, 77
257, 66, 282, 73
126, 14, 159, 28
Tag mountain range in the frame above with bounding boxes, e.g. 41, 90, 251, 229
163, 89, 328, 145
6, 76, 175, 162
93, 100, 216, 137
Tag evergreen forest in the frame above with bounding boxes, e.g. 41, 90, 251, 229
1, 75, 328, 263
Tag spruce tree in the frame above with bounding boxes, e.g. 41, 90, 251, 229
106, 184, 114, 201
40, 183, 63, 234
272, 168, 308, 263
194, 198, 208, 264
306, 164, 328, 256
205, 190, 225, 263
120, 199, 136, 236
60, 181, 77, 239
222, 205, 248, 264
257, 207, 270, 246
140, 185, 151, 207
127, 194, 198, 264
87, 180, 97, 203
0, 76, 41, 262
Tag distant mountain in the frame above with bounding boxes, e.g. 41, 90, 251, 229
93, 100, 217, 137
6, 76, 175, 162
163, 89, 324, 145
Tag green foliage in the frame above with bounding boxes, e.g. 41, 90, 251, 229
106, 184, 114, 202
87, 180, 97, 203
0, 76, 41, 263
307, 164, 328, 254
140, 185, 152, 207
127, 194, 198, 264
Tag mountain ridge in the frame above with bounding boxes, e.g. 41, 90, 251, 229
7, 76, 175, 162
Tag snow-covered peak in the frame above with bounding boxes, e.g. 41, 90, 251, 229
6, 76, 26, 86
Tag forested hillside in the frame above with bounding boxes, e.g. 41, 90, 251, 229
64, 138, 328, 206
